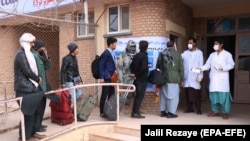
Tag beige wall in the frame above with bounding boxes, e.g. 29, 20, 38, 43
87, 0, 192, 112
0, 0, 193, 112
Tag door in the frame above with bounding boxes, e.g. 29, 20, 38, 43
234, 33, 250, 103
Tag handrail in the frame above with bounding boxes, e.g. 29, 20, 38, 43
0, 83, 135, 141
0, 81, 14, 111
0, 97, 25, 141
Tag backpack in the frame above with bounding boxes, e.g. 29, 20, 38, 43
91, 55, 101, 79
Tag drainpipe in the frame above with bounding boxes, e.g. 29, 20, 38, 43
95, 7, 107, 56
83, 0, 88, 24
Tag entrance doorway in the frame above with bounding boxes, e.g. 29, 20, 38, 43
206, 36, 235, 98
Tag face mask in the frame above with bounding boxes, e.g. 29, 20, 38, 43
126, 46, 136, 54
188, 44, 193, 49
213, 45, 219, 51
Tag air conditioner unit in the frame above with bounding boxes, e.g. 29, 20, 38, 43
65, 14, 72, 21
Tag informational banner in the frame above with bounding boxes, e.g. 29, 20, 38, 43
115, 36, 169, 92
0, 0, 79, 18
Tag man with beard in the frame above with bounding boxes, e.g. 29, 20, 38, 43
14, 33, 47, 141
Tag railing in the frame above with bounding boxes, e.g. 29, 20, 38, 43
0, 81, 14, 111
0, 97, 25, 140
4, 83, 135, 141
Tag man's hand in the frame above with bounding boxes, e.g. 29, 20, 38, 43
179, 81, 184, 87
99, 79, 104, 83
129, 74, 136, 80
61, 84, 66, 88
38, 77, 42, 84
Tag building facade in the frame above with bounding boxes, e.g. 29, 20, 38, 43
0, 0, 250, 112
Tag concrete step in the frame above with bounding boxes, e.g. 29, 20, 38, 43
89, 125, 140, 141
113, 125, 140, 137
89, 132, 140, 141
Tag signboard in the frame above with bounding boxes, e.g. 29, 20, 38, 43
0, 0, 79, 17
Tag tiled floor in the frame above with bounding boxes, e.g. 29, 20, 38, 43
1, 99, 250, 141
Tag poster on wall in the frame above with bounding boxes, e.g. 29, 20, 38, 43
115, 36, 169, 92
0, 0, 78, 18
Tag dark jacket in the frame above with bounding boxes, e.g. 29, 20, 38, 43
130, 51, 149, 82
99, 49, 116, 80
14, 48, 40, 93
14, 47, 44, 115
60, 54, 80, 85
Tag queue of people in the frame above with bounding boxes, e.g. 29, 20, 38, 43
14, 33, 235, 140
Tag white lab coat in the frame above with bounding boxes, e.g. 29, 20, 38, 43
182, 48, 204, 89
201, 50, 235, 92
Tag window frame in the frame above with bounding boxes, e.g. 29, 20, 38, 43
107, 4, 130, 34
76, 11, 95, 38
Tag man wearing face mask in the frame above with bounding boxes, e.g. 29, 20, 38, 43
181, 37, 204, 115
198, 38, 235, 120
116, 40, 137, 114
32, 40, 52, 132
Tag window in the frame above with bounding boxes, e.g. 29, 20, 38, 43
77, 11, 95, 37
206, 18, 235, 34
238, 17, 250, 31
108, 4, 130, 33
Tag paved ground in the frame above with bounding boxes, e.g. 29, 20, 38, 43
1, 99, 250, 141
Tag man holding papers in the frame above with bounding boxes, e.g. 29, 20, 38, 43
197, 38, 235, 120
181, 37, 204, 115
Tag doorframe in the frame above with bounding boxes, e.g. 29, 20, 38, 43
234, 33, 250, 103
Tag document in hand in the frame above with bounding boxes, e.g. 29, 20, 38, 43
191, 68, 201, 73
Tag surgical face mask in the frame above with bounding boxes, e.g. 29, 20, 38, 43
126, 46, 136, 54
213, 45, 219, 51
188, 44, 193, 49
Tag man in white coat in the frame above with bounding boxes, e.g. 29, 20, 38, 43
199, 38, 235, 120
182, 37, 204, 115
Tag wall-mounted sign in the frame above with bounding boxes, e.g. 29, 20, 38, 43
0, 0, 79, 17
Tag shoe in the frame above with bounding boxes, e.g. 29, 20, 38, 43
207, 112, 220, 117
196, 110, 202, 115
131, 113, 145, 118
184, 109, 194, 113
33, 133, 47, 139
100, 114, 107, 118
160, 111, 167, 117
166, 112, 178, 118
36, 127, 46, 132
41, 125, 48, 128
222, 114, 229, 119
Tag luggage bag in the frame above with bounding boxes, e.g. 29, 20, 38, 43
103, 80, 134, 121
49, 90, 74, 125
76, 94, 97, 121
